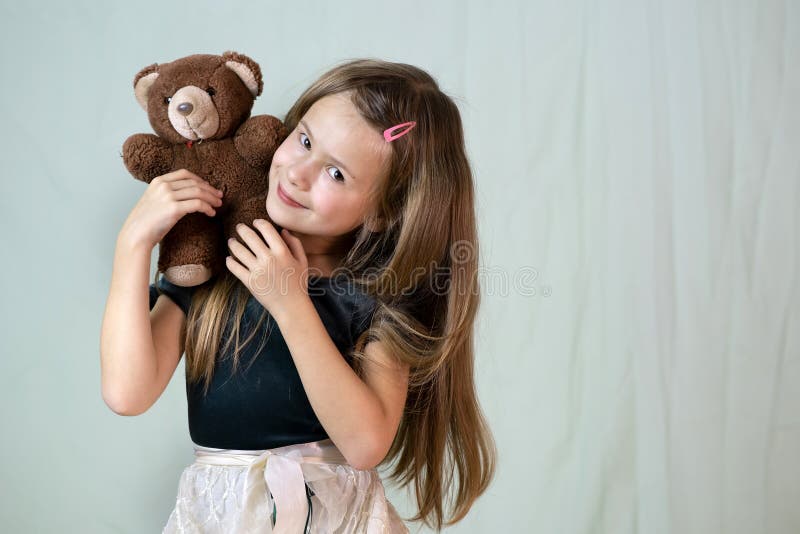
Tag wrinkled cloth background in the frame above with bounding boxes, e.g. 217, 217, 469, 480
0, 0, 797, 533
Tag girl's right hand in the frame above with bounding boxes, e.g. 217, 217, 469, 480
118, 169, 224, 251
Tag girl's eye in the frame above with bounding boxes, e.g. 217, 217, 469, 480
299, 132, 346, 183
327, 167, 345, 182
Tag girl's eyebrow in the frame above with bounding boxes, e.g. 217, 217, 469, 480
299, 119, 358, 180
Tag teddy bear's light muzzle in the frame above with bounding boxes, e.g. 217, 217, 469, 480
167, 85, 220, 141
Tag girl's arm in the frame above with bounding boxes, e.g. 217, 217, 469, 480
274, 298, 410, 471
100, 235, 190, 416
99, 236, 161, 414
226, 220, 409, 469
100, 169, 223, 414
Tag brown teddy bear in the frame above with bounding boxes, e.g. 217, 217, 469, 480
122, 51, 288, 287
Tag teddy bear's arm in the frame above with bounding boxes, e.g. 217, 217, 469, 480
234, 115, 289, 169
122, 133, 175, 183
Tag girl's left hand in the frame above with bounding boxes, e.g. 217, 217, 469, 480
226, 219, 310, 317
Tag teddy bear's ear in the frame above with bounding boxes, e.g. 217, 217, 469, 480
222, 51, 263, 97
133, 63, 159, 112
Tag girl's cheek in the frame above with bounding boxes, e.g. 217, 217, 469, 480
272, 147, 290, 165
273, 137, 296, 163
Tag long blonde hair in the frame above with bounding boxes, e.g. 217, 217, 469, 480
157, 58, 497, 531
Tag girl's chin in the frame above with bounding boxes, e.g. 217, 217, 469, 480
266, 207, 299, 233
265, 201, 285, 221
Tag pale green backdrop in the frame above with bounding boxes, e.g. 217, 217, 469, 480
1, 0, 798, 533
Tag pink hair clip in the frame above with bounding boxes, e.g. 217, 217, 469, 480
383, 121, 417, 142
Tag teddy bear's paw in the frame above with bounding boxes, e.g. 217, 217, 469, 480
164, 264, 212, 287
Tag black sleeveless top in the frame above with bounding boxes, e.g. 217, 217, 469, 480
149, 273, 378, 450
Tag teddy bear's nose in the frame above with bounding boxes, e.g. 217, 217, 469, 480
177, 102, 194, 116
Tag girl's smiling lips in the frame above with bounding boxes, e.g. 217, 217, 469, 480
277, 183, 306, 208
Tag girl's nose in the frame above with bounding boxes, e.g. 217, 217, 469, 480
287, 160, 315, 188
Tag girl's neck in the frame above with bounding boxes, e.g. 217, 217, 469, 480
287, 229, 355, 277
307, 254, 345, 278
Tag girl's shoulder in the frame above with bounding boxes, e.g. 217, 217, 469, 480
148, 272, 380, 339
309, 273, 379, 341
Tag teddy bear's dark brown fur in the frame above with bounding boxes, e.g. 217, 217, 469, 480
122, 51, 288, 287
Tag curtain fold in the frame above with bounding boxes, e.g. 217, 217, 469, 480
469, 0, 799, 532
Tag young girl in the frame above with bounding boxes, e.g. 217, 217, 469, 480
101, 58, 496, 533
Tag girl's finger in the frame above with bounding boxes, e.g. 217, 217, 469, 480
253, 219, 289, 256
225, 255, 248, 281
235, 223, 270, 257
154, 170, 223, 198
227, 237, 257, 269
171, 178, 223, 197
158, 168, 203, 183
171, 186, 223, 208
176, 198, 217, 217
281, 228, 306, 265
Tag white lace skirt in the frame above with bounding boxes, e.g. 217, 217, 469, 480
161, 438, 409, 533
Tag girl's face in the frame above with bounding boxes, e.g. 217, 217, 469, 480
266, 93, 390, 255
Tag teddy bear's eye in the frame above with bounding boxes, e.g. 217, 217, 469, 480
206, 87, 216, 97
164, 96, 172, 105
